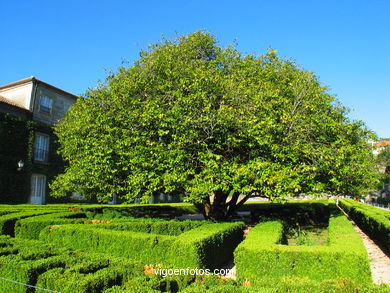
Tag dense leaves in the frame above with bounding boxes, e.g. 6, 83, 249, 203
51, 31, 378, 219
377, 145, 390, 170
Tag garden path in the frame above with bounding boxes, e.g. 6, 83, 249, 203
223, 226, 253, 280
350, 220, 390, 285
338, 206, 390, 285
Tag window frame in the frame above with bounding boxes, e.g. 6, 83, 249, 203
33, 132, 50, 163
39, 95, 53, 114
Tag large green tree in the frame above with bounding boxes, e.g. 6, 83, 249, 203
52, 32, 378, 220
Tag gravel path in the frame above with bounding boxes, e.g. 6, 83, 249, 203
353, 223, 390, 285
338, 206, 390, 285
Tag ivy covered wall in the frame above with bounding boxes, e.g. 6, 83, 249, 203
0, 112, 65, 204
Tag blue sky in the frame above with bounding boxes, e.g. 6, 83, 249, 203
1, 0, 389, 138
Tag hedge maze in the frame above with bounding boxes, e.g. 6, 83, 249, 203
0, 201, 388, 292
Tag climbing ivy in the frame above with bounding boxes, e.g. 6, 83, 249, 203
0, 112, 65, 203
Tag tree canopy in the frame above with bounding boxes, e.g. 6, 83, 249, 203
377, 145, 390, 169
51, 31, 379, 220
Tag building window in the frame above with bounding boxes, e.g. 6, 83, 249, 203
34, 133, 50, 162
39, 95, 53, 114
30, 174, 46, 204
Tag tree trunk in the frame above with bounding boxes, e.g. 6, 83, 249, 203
196, 190, 250, 221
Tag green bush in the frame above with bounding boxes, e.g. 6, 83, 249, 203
234, 212, 371, 286
0, 210, 59, 236
243, 200, 331, 227
168, 222, 245, 269
0, 235, 145, 293
14, 211, 87, 239
0, 255, 66, 293
84, 203, 199, 219
36, 257, 144, 293
39, 221, 244, 269
82, 219, 207, 236
40, 225, 177, 264
339, 198, 390, 250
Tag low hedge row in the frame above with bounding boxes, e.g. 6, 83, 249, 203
339, 198, 390, 251
40, 225, 176, 265
243, 200, 331, 227
14, 211, 88, 240
0, 235, 145, 293
39, 222, 244, 269
82, 220, 207, 236
170, 222, 245, 270
0, 210, 60, 236
35, 256, 144, 293
13, 208, 207, 240
234, 211, 371, 286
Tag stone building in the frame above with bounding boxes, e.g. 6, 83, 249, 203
0, 77, 77, 204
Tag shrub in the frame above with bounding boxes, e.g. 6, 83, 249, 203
339, 199, 390, 250
39, 221, 244, 269
40, 225, 177, 264
234, 211, 371, 286
0, 253, 66, 293
36, 257, 144, 293
168, 222, 245, 269
14, 211, 87, 239
0, 210, 59, 236
82, 220, 207, 236
0, 235, 144, 293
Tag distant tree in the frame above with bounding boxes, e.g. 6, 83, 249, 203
377, 145, 390, 171
51, 32, 379, 220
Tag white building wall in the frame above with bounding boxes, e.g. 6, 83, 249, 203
0, 83, 33, 109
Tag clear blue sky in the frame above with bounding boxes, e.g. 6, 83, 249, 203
1, 0, 389, 138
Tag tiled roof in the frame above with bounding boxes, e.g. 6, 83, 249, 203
0, 95, 29, 110
375, 140, 390, 147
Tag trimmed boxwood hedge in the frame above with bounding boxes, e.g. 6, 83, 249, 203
39, 222, 244, 269
40, 225, 176, 264
14, 211, 88, 240
36, 256, 144, 293
339, 198, 390, 251
0, 235, 145, 293
234, 212, 372, 286
0, 210, 60, 236
169, 222, 244, 270
81, 220, 207, 236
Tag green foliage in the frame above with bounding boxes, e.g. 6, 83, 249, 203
339, 198, 390, 250
244, 200, 331, 225
0, 235, 144, 293
40, 225, 176, 264
39, 221, 244, 269
0, 112, 66, 204
15, 211, 88, 239
168, 222, 244, 269
0, 210, 59, 236
86, 220, 207, 236
377, 145, 390, 167
234, 212, 372, 286
85, 204, 199, 219
52, 31, 379, 220
0, 113, 30, 203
